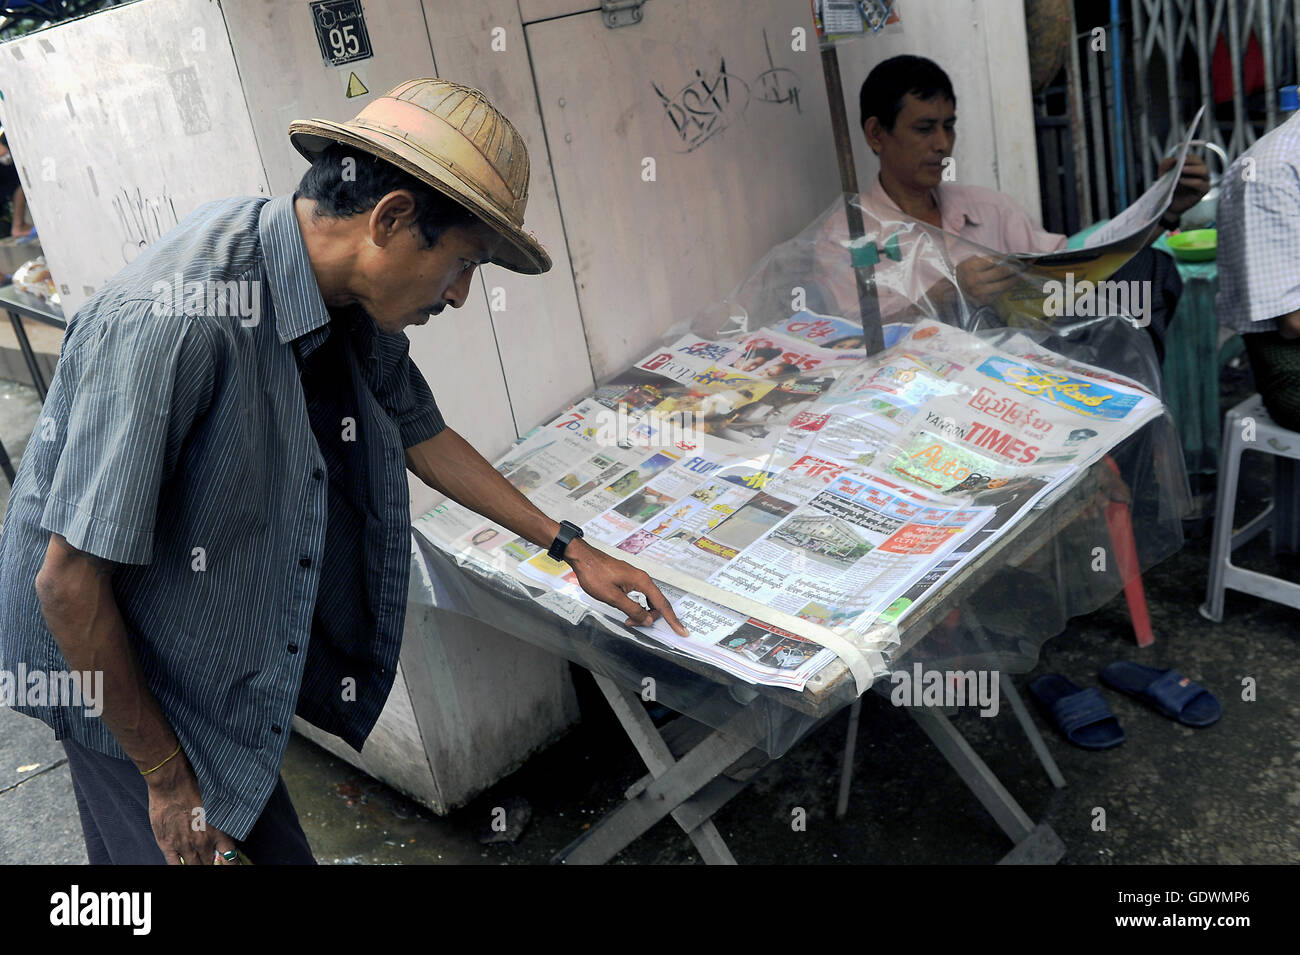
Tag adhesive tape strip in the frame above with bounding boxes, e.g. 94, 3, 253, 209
585, 538, 885, 695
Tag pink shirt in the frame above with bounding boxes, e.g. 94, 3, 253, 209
865, 178, 1068, 255
813, 177, 1067, 321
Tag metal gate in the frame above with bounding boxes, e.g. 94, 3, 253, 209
1035, 0, 1299, 235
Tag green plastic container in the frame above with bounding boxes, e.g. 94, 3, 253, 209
1166, 228, 1218, 262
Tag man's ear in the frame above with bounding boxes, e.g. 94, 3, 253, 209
862, 117, 884, 156
368, 190, 419, 248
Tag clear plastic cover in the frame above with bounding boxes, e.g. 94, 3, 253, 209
410, 192, 1191, 749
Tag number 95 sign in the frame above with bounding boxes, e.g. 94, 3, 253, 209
311, 0, 374, 68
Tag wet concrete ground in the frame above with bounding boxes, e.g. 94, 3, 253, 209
274, 523, 1298, 865
2, 371, 1297, 865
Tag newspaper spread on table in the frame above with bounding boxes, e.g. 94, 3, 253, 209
416, 317, 1163, 693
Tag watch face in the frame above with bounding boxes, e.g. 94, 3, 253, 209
550, 524, 579, 561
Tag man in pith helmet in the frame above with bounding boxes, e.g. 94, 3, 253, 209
0, 78, 685, 865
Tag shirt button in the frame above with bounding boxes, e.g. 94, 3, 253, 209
288, 643, 298, 654
312, 467, 324, 481
299, 555, 312, 568
271, 724, 282, 735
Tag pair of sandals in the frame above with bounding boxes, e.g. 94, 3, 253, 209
1030, 662, 1221, 750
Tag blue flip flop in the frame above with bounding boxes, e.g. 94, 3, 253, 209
1029, 674, 1126, 750
1099, 661, 1221, 727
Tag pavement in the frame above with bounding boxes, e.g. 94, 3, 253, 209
2, 373, 1298, 865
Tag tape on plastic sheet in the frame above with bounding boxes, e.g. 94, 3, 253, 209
584, 539, 888, 695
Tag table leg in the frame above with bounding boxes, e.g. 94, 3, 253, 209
958, 611, 1066, 788
596, 676, 737, 864
1000, 677, 1066, 789
835, 697, 862, 819
7, 309, 48, 400
552, 674, 757, 865
1273, 457, 1299, 555
906, 707, 1063, 862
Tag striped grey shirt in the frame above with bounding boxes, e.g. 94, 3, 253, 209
0, 193, 445, 841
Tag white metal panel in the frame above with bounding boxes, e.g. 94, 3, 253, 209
518, 0, 599, 24
420, 0, 596, 436
978, 0, 1041, 219
831, 0, 1044, 223
527, 0, 843, 381
0, 0, 270, 314
220, 0, 440, 196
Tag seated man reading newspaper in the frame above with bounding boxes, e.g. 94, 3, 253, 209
816, 55, 1209, 362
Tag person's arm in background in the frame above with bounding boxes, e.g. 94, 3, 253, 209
1275, 310, 1300, 339
407, 428, 688, 636
1157, 154, 1212, 232
934, 154, 1209, 310
12, 186, 29, 236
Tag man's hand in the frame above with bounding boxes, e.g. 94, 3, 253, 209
1277, 310, 1300, 340
144, 748, 242, 865
35, 534, 242, 864
953, 255, 1024, 305
1160, 153, 1212, 219
558, 538, 689, 637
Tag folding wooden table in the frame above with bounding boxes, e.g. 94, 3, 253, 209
411, 465, 1117, 865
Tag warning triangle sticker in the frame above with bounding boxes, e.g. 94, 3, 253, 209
346, 72, 368, 98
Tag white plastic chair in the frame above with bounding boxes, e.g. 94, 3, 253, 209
1201, 394, 1300, 621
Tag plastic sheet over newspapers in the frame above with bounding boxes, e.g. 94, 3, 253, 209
411, 192, 1189, 721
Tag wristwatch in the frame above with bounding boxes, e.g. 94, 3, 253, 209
547, 520, 585, 562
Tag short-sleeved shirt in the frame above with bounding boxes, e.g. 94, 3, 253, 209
815, 177, 1067, 320
0, 193, 446, 840
1216, 112, 1300, 334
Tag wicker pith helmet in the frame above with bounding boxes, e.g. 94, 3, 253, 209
290, 78, 551, 274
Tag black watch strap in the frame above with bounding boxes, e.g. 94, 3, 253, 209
548, 520, 584, 562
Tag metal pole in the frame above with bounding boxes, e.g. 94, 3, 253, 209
819, 41, 885, 355
1111, 0, 1130, 205
1068, 8, 1095, 223
835, 697, 862, 819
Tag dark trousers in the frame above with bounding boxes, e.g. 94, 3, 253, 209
1243, 330, 1300, 432
62, 738, 317, 865
1109, 246, 1184, 366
